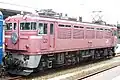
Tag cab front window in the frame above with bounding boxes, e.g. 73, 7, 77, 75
5, 23, 12, 30
20, 23, 30, 30
20, 22, 36, 30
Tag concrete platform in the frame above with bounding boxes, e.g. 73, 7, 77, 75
83, 66, 120, 80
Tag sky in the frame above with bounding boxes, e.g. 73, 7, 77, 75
0, 0, 120, 24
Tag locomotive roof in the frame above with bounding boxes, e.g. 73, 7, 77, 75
6, 14, 117, 29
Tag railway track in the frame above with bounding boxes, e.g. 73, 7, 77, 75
0, 76, 22, 80
1, 55, 120, 80
8, 76, 22, 80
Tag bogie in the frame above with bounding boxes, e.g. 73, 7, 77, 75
35, 47, 115, 73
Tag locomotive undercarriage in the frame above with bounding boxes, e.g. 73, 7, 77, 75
37, 47, 115, 71
3, 47, 115, 76
3, 52, 41, 76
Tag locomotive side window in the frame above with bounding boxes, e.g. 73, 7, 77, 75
65, 25, 71, 27
44, 23, 47, 34
59, 24, 64, 27
59, 24, 71, 27
14, 23, 17, 30
38, 23, 47, 34
38, 23, 44, 34
74, 26, 79, 28
50, 23, 54, 34
74, 26, 84, 28
31, 22, 36, 30
6, 23, 12, 30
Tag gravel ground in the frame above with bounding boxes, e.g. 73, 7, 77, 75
23, 56, 120, 80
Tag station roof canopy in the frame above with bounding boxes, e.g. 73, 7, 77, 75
0, 1, 36, 19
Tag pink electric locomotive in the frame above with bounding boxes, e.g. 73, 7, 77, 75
4, 11, 117, 75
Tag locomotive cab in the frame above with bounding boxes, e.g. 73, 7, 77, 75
5, 15, 55, 52
4, 14, 55, 75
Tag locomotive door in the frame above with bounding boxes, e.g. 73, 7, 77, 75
38, 22, 49, 50
49, 22, 55, 50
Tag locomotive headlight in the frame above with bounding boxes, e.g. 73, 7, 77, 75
26, 44, 29, 48
11, 32, 18, 44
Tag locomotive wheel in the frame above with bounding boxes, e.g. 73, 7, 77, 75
112, 53, 116, 57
